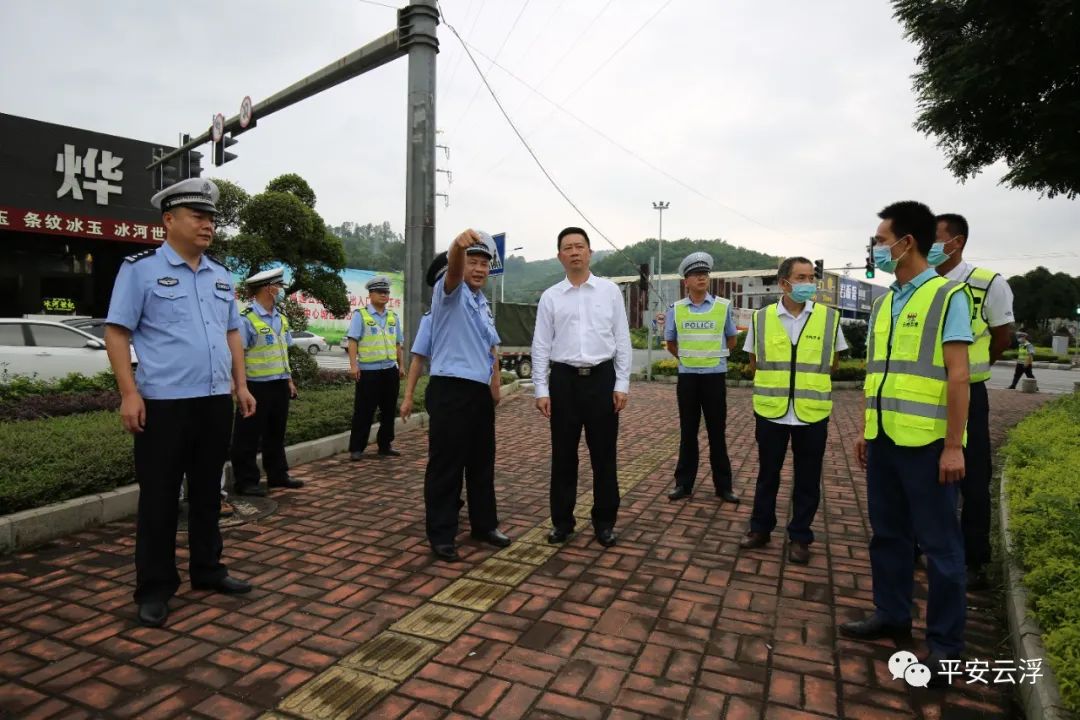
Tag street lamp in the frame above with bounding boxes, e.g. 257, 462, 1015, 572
500, 246, 525, 303
652, 201, 669, 306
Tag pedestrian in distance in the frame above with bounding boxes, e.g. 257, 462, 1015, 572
103, 178, 255, 629
1008, 331, 1036, 389
532, 226, 632, 548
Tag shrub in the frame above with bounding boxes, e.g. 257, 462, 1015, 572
0, 370, 117, 402
843, 321, 868, 359
1001, 393, 1080, 714
288, 344, 320, 386
0, 391, 119, 422
729, 330, 750, 365
651, 359, 679, 376
831, 360, 867, 381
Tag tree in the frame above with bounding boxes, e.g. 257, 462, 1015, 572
328, 221, 405, 270
218, 174, 351, 319
893, 0, 1080, 198
1008, 266, 1080, 330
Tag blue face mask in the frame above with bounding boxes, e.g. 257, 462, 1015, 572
927, 242, 948, 267
873, 240, 908, 274
275, 288, 286, 303
787, 282, 817, 303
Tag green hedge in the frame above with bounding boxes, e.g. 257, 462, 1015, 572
0, 379, 429, 516
1002, 393, 1080, 714
648, 358, 866, 382
1000, 350, 1073, 363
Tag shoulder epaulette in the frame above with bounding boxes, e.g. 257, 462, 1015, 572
423, 310, 431, 317
124, 248, 156, 263
204, 252, 229, 269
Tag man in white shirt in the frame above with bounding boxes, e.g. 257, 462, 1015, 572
740, 257, 847, 564
532, 227, 632, 548
932, 213, 1014, 590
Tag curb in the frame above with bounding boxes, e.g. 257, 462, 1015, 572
999, 471, 1073, 720
0, 381, 523, 554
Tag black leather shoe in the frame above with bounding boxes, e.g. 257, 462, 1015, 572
192, 576, 252, 594
838, 615, 912, 642
739, 531, 770, 549
378, 448, 402, 457
717, 490, 740, 504
547, 528, 574, 544
967, 565, 989, 592
471, 529, 511, 548
268, 476, 305, 489
432, 544, 460, 562
668, 486, 692, 501
788, 540, 811, 564
233, 484, 267, 497
137, 600, 168, 628
595, 528, 617, 547
349, 451, 364, 461
925, 653, 964, 689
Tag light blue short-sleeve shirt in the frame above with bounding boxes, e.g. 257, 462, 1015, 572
663, 294, 739, 374
411, 312, 433, 358
888, 268, 974, 344
105, 243, 240, 399
429, 278, 500, 385
346, 303, 403, 370
240, 302, 293, 382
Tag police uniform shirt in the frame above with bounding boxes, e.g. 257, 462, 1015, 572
429, 277, 500, 385
663, 293, 739, 374
888, 268, 973, 343
743, 300, 850, 426
106, 243, 240, 399
346, 303, 403, 370
410, 312, 434, 358
944, 260, 1015, 328
240, 302, 293, 382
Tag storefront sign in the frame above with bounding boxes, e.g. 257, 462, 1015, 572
0, 205, 163, 245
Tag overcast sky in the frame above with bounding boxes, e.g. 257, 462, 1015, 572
3, 0, 1077, 280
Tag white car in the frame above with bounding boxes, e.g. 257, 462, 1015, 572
0, 319, 136, 382
291, 330, 328, 355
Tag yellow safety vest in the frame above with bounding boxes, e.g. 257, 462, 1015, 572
961, 266, 999, 383
752, 303, 838, 423
354, 307, 398, 364
1018, 342, 1032, 364
864, 276, 966, 447
243, 308, 291, 379
674, 297, 730, 368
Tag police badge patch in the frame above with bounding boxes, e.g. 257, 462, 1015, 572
215, 281, 231, 291
157, 277, 179, 286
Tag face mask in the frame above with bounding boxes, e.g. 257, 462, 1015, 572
787, 283, 817, 303
873, 239, 909, 274
275, 288, 286, 303
927, 240, 954, 267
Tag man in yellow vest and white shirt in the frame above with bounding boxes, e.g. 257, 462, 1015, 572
931, 213, 1014, 591
841, 201, 972, 688
347, 275, 405, 461
739, 257, 846, 564
664, 252, 740, 503
231, 267, 303, 496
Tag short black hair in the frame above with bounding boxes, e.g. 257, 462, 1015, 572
936, 213, 969, 243
778, 256, 813, 281
557, 227, 590, 251
878, 201, 935, 257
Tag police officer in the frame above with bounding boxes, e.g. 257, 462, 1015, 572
664, 252, 740, 504
426, 230, 509, 561
1008, 331, 1036, 389
104, 178, 256, 628
230, 267, 304, 497
932, 213, 1015, 590
740, 257, 846, 564
346, 276, 404, 460
401, 252, 446, 423
841, 201, 972, 688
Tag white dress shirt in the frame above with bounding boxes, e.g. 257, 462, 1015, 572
743, 300, 848, 426
532, 273, 632, 398
944, 260, 1015, 327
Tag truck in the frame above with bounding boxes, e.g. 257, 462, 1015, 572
495, 302, 538, 378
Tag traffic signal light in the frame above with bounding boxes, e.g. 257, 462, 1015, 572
814, 259, 824, 279
638, 263, 649, 292
180, 134, 204, 178
213, 133, 238, 166
865, 249, 875, 279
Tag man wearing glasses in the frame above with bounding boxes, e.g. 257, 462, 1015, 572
347, 276, 405, 461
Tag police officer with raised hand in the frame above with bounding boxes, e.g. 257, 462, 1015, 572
931, 213, 1014, 590
230, 267, 303, 497
425, 231, 509, 562
664, 252, 740, 504
347, 276, 404, 461
740, 257, 846, 565
840, 200, 972, 688
104, 178, 256, 629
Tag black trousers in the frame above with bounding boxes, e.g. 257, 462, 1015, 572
134, 395, 231, 603
673, 373, 733, 493
230, 379, 291, 489
1008, 363, 1034, 388
749, 414, 828, 543
549, 361, 620, 533
349, 367, 400, 453
961, 380, 991, 567
424, 376, 499, 545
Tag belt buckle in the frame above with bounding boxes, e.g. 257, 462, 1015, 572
577, 367, 591, 376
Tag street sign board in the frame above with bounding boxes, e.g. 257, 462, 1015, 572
211, 113, 225, 143
239, 96, 253, 129
490, 232, 506, 276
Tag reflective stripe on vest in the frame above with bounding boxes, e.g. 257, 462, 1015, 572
864, 277, 965, 447
1018, 343, 1031, 363
752, 303, 838, 423
963, 266, 998, 382
674, 298, 730, 367
355, 308, 397, 364
244, 309, 291, 379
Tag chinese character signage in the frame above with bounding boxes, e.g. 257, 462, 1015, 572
814, 272, 838, 307
857, 281, 874, 313
839, 277, 859, 311
42, 297, 76, 313
0, 112, 170, 242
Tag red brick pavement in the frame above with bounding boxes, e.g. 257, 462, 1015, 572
0, 384, 1050, 719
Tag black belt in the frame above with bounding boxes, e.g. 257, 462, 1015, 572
551, 359, 613, 377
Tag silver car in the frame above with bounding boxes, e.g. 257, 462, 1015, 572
291, 330, 328, 355
0, 318, 137, 382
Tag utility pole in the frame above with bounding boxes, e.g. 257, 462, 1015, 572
646, 256, 656, 381
652, 201, 669, 306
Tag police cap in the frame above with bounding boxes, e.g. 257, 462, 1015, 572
366, 275, 392, 293
245, 267, 285, 289
151, 178, 219, 215
678, 251, 714, 277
